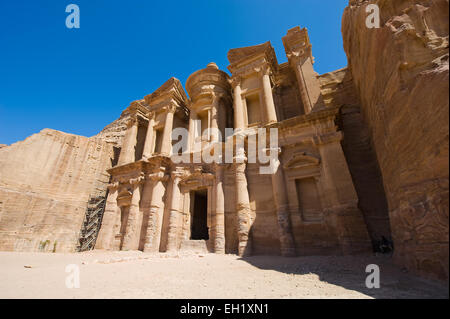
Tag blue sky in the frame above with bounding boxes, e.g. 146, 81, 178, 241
0, 0, 348, 145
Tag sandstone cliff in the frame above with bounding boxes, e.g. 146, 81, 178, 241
0, 129, 116, 252
95, 109, 132, 146
342, 0, 449, 280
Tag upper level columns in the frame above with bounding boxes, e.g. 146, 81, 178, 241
232, 77, 245, 131
290, 55, 312, 114
283, 27, 324, 114
118, 116, 138, 166
210, 93, 220, 143
160, 104, 176, 156
259, 67, 278, 125
142, 111, 155, 159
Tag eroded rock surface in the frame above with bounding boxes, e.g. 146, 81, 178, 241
342, 0, 449, 280
0, 129, 116, 252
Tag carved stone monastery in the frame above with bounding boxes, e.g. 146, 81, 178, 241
95, 27, 371, 257
0, 0, 448, 282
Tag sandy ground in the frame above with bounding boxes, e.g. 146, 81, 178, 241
0, 251, 447, 299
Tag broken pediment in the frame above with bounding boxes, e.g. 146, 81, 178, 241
144, 77, 188, 108
283, 152, 320, 170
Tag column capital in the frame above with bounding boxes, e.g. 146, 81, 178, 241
147, 169, 167, 181
313, 132, 343, 145
230, 76, 242, 89
170, 169, 185, 180
164, 102, 177, 114
126, 115, 138, 128
107, 181, 120, 191
129, 174, 145, 187
254, 64, 272, 77
147, 111, 156, 120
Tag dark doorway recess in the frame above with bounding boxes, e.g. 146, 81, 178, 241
190, 189, 209, 240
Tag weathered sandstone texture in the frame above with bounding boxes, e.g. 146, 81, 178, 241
319, 68, 392, 248
343, 0, 449, 280
0, 129, 115, 252
95, 109, 132, 147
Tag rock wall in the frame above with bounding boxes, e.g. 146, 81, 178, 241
0, 129, 115, 252
95, 109, 131, 146
342, 0, 449, 280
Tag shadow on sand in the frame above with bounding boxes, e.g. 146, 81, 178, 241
238, 254, 449, 299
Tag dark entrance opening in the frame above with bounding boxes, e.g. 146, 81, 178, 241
190, 189, 209, 240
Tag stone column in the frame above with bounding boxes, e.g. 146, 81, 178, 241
270, 151, 296, 256
160, 104, 176, 156
142, 111, 155, 159
143, 171, 167, 253
213, 164, 226, 253
234, 157, 252, 257
210, 93, 223, 143
288, 53, 324, 114
260, 68, 278, 124
166, 171, 183, 253
121, 175, 144, 250
232, 77, 245, 130
188, 111, 197, 152
291, 56, 312, 114
314, 123, 371, 254
118, 116, 138, 165
95, 182, 119, 250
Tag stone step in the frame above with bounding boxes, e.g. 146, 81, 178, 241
179, 240, 209, 254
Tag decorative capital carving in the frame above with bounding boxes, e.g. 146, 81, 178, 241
171, 168, 186, 180
230, 76, 242, 89
254, 64, 271, 77
129, 173, 145, 186
165, 102, 177, 114
126, 116, 137, 128
107, 181, 119, 191
147, 111, 155, 120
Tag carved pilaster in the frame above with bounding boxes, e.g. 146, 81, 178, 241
95, 181, 120, 250
231, 76, 245, 130
121, 174, 145, 250
143, 170, 168, 253
234, 160, 252, 256
160, 103, 177, 156
213, 164, 225, 253
166, 170, 184, 252
118, 115, 139, 165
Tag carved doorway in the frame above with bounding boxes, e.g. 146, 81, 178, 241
190, 189, 209, 240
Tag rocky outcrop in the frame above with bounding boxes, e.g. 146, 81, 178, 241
0, 129, 115, 252
342, 0, 449, 280
95, 109, 131, 147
